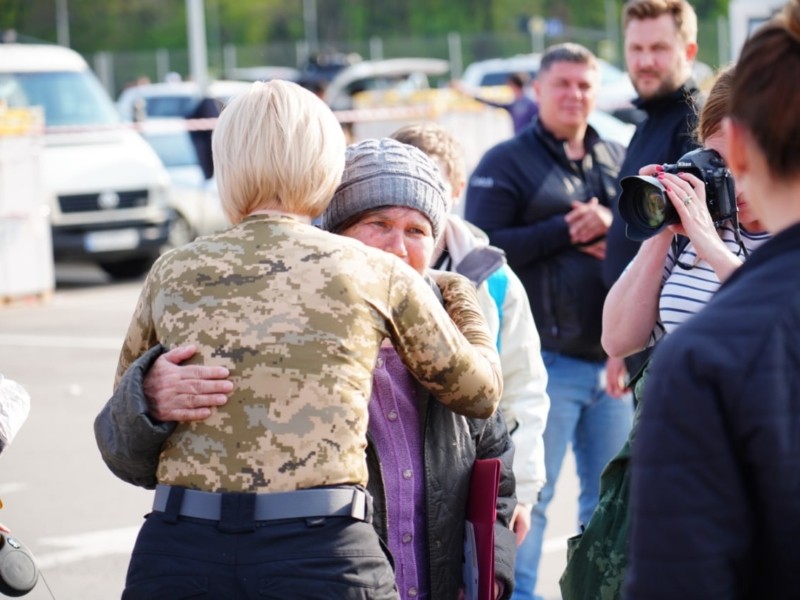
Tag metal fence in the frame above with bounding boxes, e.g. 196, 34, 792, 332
93, 20, 729, 98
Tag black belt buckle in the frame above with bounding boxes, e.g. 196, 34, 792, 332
219, 492, 256, 533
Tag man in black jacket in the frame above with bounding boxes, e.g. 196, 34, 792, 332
602, 0, 703, 387
465, 43, 632, 600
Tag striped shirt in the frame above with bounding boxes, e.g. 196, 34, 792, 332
649, 225, 771, 346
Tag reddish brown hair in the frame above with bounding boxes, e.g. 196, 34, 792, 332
695, 64, 734, 144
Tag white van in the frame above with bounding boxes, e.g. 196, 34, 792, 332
0, 43, 172, 279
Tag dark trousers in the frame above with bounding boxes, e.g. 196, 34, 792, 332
122, 492, 399, 599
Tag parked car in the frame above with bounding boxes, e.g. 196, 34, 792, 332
324, 57, 450, 111
137, 119, 229, 248
116, 79, 252, 122
459, 53, 638, 123
450, 78, 634, 147
302, 51, 362, 83
224, 66, 301, 84
587, 109, 635, 147
0, 43, 172, 280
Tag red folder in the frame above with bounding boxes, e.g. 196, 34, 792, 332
464, 458, 502, 600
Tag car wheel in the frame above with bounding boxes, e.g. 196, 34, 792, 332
98, 256, 156, 280
166, 213, 196, 250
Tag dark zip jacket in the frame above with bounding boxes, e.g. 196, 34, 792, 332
603, 81, 703, 288
627, 222, 800, 599
465, 118, 625, 361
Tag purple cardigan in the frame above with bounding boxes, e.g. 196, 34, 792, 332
369, 346, 429, 600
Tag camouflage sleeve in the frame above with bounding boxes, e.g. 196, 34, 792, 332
388, 264, 503, 419
114, 268, 160, 389
430, 269, 496, 350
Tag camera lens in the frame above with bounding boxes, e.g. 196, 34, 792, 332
618, 175, 679, 241
636, 185, 669, 227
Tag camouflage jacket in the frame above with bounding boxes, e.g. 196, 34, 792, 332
113, 213, 502, 493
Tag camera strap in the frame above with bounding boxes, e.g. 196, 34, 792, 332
671, 234, 691, 261
729, 213, 749, 259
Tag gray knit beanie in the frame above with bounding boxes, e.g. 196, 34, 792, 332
321, 138, 448, 240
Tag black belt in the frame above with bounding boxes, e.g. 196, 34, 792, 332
153, 484, 370, 522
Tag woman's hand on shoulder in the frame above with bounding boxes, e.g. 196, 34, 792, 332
144, 345, 233, 422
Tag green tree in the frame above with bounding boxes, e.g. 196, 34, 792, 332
2, 0, 731, 57
0, 0, 25, 35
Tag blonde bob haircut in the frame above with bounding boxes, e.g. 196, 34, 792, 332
212, 80, 346, 224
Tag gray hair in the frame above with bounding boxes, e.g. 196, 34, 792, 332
538, 43, 599, 78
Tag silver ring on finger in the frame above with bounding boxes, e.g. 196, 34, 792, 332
682, 196, 692, 207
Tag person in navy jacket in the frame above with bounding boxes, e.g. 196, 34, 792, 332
625, 2, 800, 598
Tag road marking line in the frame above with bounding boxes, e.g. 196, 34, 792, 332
0, 334, 122, 350
0, 482, 28, 496
542, 534, 569, 554
35, 526, 141, 569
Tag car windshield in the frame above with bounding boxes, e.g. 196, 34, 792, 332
142, 131, 198, 168
142, 96, 200, 118
588, 110, 634, 147
599, 61, 626, 85
0, 71, 120, 127
479, 71, 534, 86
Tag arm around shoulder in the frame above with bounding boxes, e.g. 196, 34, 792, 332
394, 268, 503, 419
94, 344, 173, 489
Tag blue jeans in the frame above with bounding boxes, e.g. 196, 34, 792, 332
512, 352, 633, 600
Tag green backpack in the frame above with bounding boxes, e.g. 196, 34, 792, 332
558, 361, 650, 600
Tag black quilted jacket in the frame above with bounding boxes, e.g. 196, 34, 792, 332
367, 383, 517, 600
626, 223, 800, 599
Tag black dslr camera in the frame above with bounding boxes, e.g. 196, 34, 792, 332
618, 148, 738, 241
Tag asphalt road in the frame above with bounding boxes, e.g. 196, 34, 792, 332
0, 263, 579, 600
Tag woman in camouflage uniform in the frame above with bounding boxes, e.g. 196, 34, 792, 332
96, 81, 503, 600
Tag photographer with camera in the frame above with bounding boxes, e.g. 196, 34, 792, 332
559, 65, 769, 600
601, 64, 769, 363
